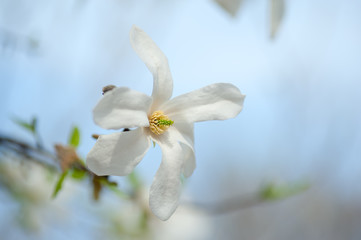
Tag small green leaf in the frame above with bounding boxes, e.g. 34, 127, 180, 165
13, 117, 37, 134
71, 168, 86, 180
128, 171, 141, 190
139, 210, 149, 231
260, 181, 309, 200
52, 170, 68, 198
31, 117, 37, 131
96, 177, 128, 199
106, 184, 128, 199
152, 141, 156, 148
69, 126, 80, 148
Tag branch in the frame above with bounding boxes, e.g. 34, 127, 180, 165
0, 135, 59, 171
188, 182, 309, 215
188, 194, 264, 215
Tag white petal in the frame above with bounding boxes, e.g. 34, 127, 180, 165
161, 83, 245, 123
169, 122, 196, 177
130, 25, 173, 109
86, 128, 150, 176
149, 133, 184, 221
180, 143, 196, 178
93, 87, 152, 129
168, 122, 194, 150
150, 122, 196, 177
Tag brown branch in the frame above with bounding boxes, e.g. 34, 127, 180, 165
0, 135, 59, 171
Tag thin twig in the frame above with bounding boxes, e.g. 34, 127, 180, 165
0, 135, 59, 171
0, 134, 119, 201
187, 194, 265, 215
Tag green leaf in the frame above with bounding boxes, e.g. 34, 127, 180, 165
52, 170, 68, 198
13, 117, 37, 134
70, 168, 86, 180
128, 171, 141, 190
260, 181, 309, 200
31, 117, 37, 132
106, 184, 128, 199
97, 177, 128, 199
139, 210, 149, 231
68, 126, 80, 148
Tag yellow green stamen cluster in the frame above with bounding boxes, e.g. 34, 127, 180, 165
149, 111, 174, 135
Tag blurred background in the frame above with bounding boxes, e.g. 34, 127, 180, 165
1, 0, 361, 239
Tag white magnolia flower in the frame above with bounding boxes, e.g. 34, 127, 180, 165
86, 25, 245, 220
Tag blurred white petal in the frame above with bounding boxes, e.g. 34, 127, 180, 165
214, 0, 243, 17
270, 0, 285, 39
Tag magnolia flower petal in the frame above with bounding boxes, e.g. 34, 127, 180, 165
130, 25, 173, 109
162, 83, 245, 123
149, 133, 184, 221
93, 87, 152, 129
151, 122, 196, 178
181, 143, 196, 178
86, 128, 151, 176
169, 122, 196, 177
169, 122, 194, 150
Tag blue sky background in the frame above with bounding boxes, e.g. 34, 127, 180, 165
1, 0, 361, 239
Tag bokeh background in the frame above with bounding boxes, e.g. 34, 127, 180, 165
1, 0, 361, 239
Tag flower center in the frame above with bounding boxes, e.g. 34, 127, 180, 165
148, 111, 174, 135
